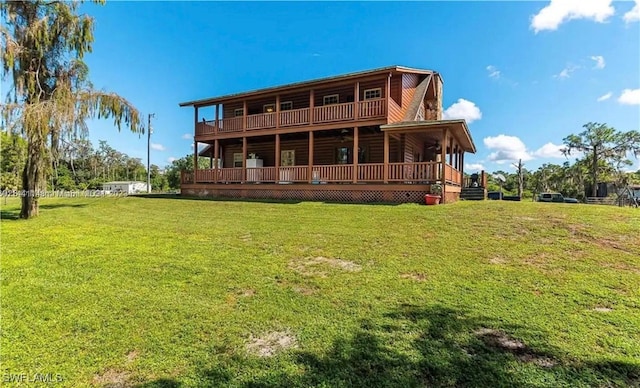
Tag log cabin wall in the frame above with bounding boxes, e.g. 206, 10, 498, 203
403, 133, 425, 163
219, 131, 402, 167
401, 73, 420, 107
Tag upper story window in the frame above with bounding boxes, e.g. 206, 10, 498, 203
364, 88, 381, 100
234, 108, 244, 117
323, 94, 339, 105
280, 101, 293, 111
263, 104, 275, 113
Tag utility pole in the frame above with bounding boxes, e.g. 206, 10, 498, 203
147, 113, 155, 193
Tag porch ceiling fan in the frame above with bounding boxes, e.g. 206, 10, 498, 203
425, 139, 440, 151
339, 129, 353, 142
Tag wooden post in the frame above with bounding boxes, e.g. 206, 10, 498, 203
309, 89, 314, 124
242, 137, 247, 183
215, 104, 219, 134
383, 131, 389, 183
275, 133, 280, 183
460, 150, 465, 186
308, 131, 314, 183
354, 82, 360, 120
243, 100, 247, 131
353, 127, 359, 183
213, 139, 219, 183
449, 136, 454, 165
386, 74, 391, 119
440, 128, 448, 203
194, 106, 198, 181
276, 94, 280, 129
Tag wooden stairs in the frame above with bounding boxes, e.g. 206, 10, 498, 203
460, 187, 486, 201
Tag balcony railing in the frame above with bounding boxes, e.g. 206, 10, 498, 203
195, 98, 387, 136
184, 162, 462, 186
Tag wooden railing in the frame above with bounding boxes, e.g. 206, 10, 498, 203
388, 162, 440, 182
184, 162, 464, 186
195, 99, 388, 137
247, 112, 276, 130
314, 102, 354, 123
313, 165, 353, 182
280, 108, 310, 127
357, 163, 385, 182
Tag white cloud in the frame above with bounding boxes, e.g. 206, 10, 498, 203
484, 135, 534, 164
590, 55, 606, 69
624, 0, 640, 23
554, 65, 580, 79
442, 99, 482, 124
181, 133, 192, 140
618, 88, 640, 105
533, 142, 567, 158
167, 157, 177, 163
486, 65, 501, 79
597, 92, 612, 102
531, 0, 615, 33
465, 163, 485, 171
151, 143, 166, 151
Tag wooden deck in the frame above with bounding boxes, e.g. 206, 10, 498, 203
182, 162, 462, 186
195, 99, 387, 136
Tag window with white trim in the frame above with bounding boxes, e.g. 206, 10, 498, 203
234, 108, 244, 117
363, 88, 381, 100
323, 94, 339, 105
280, 101, 293, 111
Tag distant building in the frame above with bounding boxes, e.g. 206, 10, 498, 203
102, 181, 148, 194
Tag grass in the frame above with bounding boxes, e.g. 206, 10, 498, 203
1, 195, 639, 387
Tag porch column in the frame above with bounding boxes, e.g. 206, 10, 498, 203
352, 126, 359, 183
309, 89, 315, 124
243, 100, 247, 132
242, 137, 247, 183
440, 128, 448, 203
215, 104, 219, 135
460, 151, 465, 186
275, 133, 280, 183
214, 139, 219, 183
386, 73, 391, 116
383, 131, 389, 183
308, 131, 314, 183
354, 82, 360, 120
276, 94, 280, 129
194, 107, 199, 181
449, 136, 454, 165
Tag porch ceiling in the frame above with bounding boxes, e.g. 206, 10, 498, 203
380, 119, 476, 153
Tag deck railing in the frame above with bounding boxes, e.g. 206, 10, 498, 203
195, 99, 387, 136
184, 162, 464, 186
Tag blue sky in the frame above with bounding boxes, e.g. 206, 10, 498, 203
77, 0, 640, 172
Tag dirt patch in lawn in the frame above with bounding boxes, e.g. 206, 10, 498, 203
240, 233, 252, 242
292, 285, 318, 295
125, 350, 139, 363
289, 256, 362, 277
238, 288, 256, 297
400, 273, 427, 282
92, 369, 130, 387
592, 306, 613, 312
489, 256, 506, 265
474, 328, 557, 368
246, 330, 298, 357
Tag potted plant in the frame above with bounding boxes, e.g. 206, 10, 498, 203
425, 183, 442, 205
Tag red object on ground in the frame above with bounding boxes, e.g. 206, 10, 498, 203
424, 194, 441, 205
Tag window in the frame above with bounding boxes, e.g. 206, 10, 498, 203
335, 146, 367, 164
281, 150, 295, 166
263, 104, 275, 113
233, 153, 243, 168
364, 88, 381, 100
323, 94, 339, 105
336, 147, 349, 164
234, 108, 244, 117
280, 101, 293, 111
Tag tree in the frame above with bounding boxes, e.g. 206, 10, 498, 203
563, 122, 640, 197
1, 1, 143, 218
512, 159, 525, 197
0, 130, 27, 191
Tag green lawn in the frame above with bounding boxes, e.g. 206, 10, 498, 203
1, 196, 639, 387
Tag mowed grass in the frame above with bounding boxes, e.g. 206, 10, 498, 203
1, 196, 639, 387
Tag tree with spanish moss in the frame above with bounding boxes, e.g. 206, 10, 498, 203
1, 1, 143, 218
562, 122, 640, 198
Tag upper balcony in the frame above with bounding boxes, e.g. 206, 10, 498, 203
195, 98, 388, 137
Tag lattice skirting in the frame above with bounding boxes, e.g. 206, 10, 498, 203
180, 186, 454, 204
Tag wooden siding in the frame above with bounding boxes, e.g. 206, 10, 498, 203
401, 73, 420, 107
404, 133, 425, 163
390, 74, 402, 106
221, 132, 390, 167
